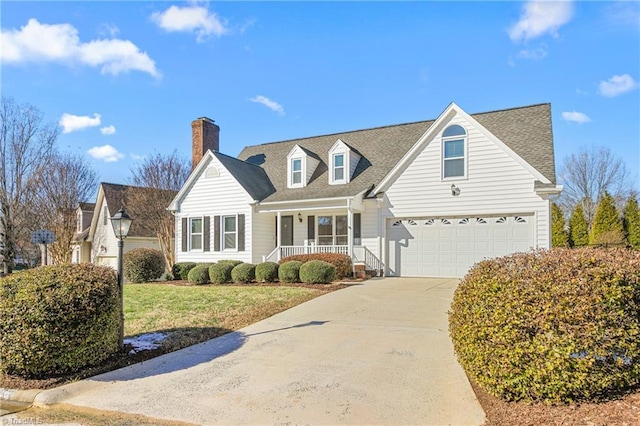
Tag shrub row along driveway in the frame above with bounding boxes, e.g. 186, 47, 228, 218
35, 278, 485, 425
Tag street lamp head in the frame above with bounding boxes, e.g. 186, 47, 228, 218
110, 207, 133, 240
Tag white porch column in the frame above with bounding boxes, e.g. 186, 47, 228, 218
347, 198, 353, 257
276, 211, 282, 247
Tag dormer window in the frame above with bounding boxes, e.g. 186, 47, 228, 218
328, 139, 360, 185
291, 158, 302, 186
442, 125, 467, 179
332, 153, 345, 183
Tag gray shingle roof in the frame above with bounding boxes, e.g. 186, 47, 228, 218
236, 103, 556, 203
212, 152, 276, 201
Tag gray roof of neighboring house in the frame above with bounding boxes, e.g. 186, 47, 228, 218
234, 103, 555, 203
101, 183, 176, 238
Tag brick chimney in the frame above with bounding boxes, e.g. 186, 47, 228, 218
192, 117, 220, 170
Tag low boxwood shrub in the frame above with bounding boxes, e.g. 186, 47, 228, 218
449, 248, 640, 403
231, 263, 256, 283
172, 262, 197, 280
209, 263, 234, 284
255, 262, 279, 283
299, 260, 336, 284
187, 264, 210, 285
279, 253, 352, 279
278, 260, 303, 283
217, 259, 243, 267
123, 248, 165, 283
0, 264, 120, 377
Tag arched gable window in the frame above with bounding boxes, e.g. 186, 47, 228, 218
442, 125, 467, 179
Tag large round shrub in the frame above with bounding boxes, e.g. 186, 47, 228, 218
231, 263, 256, 283
217, 259, 243, 267
209, 263, 234, 284
187, 264, 210, 284
255, 262, 279, 283
280, 253, 352, 279
0, 264, 120, 377
299, 260, 336, 284
449, 248, 640, 403
172, 262, 197, 280
123, 248, 165, 283
278, 260, 303, 283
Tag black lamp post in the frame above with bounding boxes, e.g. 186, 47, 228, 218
110, 207, 133, 349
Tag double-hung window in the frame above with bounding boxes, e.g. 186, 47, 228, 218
317, 215, 348, 245
222, 215, 237, 250
190, 217, 203, 250
291, 158, 302, 186
442, 125, 467, 179
333, 153, 345, 183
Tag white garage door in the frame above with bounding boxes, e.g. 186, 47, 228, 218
386, 215, 534, 278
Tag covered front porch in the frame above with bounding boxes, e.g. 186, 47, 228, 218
255, 197, 382, 275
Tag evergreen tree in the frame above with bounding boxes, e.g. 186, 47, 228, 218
589, 192, 625, 246
551, 203, 569, 247
623, 195, 640, 249
569, 203, 589, 247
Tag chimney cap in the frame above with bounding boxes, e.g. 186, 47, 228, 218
196, 116, 215, 123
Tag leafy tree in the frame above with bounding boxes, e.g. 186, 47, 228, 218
559, 146, 632, 226
551, 203, 569, 247
623, 194, 640, 249
589, 192, 625, 246
0, 97, 57, 273
568, 203, 589, 247
128, 151, 190, 272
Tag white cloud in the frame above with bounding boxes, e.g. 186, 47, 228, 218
562, 111, 591, 124
100, 125, 116, 135
87, 145, 125, 162
98, 23, 120, 38
1, 18, 160, 78
59, 113, 101, 134
598, 74, 639, 97
509, 1, 574, 42
151, 4, 227, 42
250, 95, 285, 115
130, 154, 146, 161
517, 47, 548, 60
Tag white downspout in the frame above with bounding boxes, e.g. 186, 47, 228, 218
276, 211, 282, 260
377, 197, 383, 277
347, 198, 354, 277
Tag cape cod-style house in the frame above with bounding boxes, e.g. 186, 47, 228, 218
169, 102, 561, 278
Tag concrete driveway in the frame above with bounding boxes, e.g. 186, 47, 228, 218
36, 278, 485, 425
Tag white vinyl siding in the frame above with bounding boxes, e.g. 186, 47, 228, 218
175, 155, 253, 264
384, 113, 551, 261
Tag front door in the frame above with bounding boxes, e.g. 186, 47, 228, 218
278, 215, 294, 246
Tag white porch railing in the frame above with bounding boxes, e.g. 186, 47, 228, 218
263, 245, 382, 276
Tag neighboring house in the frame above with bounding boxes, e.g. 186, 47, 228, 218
87, 183, 164, 269
71, 202, 95, 264
169, 103, 562, 278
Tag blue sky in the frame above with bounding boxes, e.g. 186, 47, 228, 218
2, 1, 639, 193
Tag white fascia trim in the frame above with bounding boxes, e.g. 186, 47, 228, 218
535, 184, 563, 195
168, 151, 214, 211
258, 195, 353, 206
86, 185, 106, 243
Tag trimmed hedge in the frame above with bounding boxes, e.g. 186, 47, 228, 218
209, 263, 234, 284
217, 259, 243, 267
0, 264, 120, 377
299, 260, 336, 284
232, 263, 256, 283
172, 262, 197, 280
279, 253, 352, 279
449, 248, 640, 403
187, 264, 210, 284
255, 262, 279, 283
278, 260, 303, 283
123, 248, 165, 283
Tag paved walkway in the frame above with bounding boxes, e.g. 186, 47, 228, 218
35, 278, 485, 425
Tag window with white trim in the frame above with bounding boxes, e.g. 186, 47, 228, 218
332, 153, 345, 183
291, 158, 302, 186
317, 215, 348, 245
222, 215, 237, 250
190, 217, 203, 250
442, 125, 467, 179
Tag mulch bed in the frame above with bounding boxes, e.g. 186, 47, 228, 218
471, 379, 640, 425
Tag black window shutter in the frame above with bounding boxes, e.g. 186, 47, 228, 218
354, 213, 361, 239
181, 218, 188, 252
213, 215, 220, 252
203, 216, 210, 252
307, 215, 315, 240
238, 214, 245, 251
